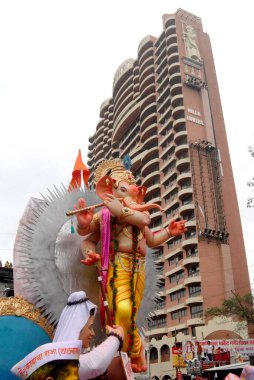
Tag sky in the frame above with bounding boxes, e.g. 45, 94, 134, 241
0, 1, 253, 283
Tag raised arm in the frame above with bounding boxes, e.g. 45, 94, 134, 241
75, 198, 100, 236
145, 219, 187, 248
103, 194, 151, 229
79, 325, 124, 380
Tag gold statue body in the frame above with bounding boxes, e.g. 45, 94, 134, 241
75, 160, 186, 372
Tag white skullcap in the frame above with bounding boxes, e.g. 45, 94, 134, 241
53, 291, 97, 342
11, 340, 82, 379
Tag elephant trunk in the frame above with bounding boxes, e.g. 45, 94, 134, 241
123, 199, 164, 213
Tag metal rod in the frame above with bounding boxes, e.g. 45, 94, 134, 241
95, 265, 113, 326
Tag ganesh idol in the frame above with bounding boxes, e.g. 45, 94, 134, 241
74, 159, 187, 373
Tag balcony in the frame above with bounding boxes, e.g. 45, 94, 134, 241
168, 323, 187, 333
185, 220, 196, 229
145, 326, 168, 336
168, 51, 179, 66
140, 113, 157, 133
168, 62, 180, 76
174, 131, 187, 146
142, 170, 160, 187
181, 236, 198, 249
166, 33, 177, 45
146, 183, 161, 199
166, 283, 185, 295
167, 42, 178, 56
173, 117, 186, 133
185, 295, 203, 305
171, 94, 184, 109
164, 246, 183, 261
175, 143, 189, 157
184, 275, 201, 286
141, 123, 158, 143
169, 72, 181, 87
139, 55, 154, 74
187, 317, 204, 326
140, 101, 157, 121
178, 187, 193, 200
142, 146, 159, 162
141, 158, 160, 177
164, 198, 179, 214
153, 308, 167, 317
140, 73, 155, 94
143, 135, 158, 150
179, 202, 194, 216
176, 157, 190, 171
177, 172, 192, 185
165, 265, 183, 277
160, 152, 175, 171
112, 100, 141, 142
138, 45, 154, 65
157, 85, 170, 103
167, 303, 186, 313
183, 256, 200, 267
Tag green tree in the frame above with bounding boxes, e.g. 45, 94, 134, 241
247, 146, 254, 208
205, 292, 254, 326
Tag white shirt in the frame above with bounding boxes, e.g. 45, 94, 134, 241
79, 336, 120, 380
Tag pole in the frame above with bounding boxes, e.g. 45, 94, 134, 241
95, 264, 112, 326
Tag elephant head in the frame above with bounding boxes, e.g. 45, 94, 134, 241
96, 175, 163, 212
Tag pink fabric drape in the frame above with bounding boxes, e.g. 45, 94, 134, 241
100, 208, 111, 325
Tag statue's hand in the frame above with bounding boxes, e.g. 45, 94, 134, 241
103, 193, 123, 217
81, 251, 100, 266
168, 219, 187, 236
75, 198, 94, 228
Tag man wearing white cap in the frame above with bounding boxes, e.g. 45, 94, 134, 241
53, 291, 124, 379
11, 340, 82, 380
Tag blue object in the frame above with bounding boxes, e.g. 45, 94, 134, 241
123, 155, 132, 170
0, 315, 51, 379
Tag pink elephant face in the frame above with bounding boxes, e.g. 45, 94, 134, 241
112, 181, 139, 200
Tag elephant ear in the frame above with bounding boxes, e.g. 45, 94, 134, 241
137, 186, 147, 204
96, 176, 114, 200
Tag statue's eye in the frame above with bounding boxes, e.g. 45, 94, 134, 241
120, 187, 127, 192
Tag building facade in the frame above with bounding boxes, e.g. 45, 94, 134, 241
87, 9, 251, 379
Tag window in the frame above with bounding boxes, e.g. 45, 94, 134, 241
190, 304, 203, 318
188, 265, 199, 277
189, 285, 201, 297
169, 271, 184, 283
170, 289, 185, 301
186, 247, 198, 257
150, 347, 158, 361
171, 308, 186, 320
161, 345, 170, 362
168, 253, 183, 266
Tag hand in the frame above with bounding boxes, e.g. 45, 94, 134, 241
106, 325, 124, 340
81, 251, 100, 266
103, 194, 123, 217
74, 198, 94, 228
168, 219, 187, 236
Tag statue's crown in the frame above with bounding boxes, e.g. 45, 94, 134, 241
94, 159, 135, 187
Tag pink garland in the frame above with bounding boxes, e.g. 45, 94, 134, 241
101, 207, 111, 290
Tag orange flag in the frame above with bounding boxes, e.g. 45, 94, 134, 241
68, 149, 90, 191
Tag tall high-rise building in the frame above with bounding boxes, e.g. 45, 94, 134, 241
87, 8, 251, 378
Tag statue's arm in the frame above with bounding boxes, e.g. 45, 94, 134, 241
145, 219, 187, 248
103, 194, 151, 229
80, 231, 101, 265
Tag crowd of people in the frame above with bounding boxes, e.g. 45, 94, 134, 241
0, 260, 12, 268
